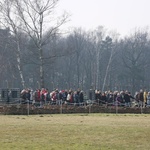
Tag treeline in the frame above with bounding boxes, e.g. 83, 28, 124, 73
0, 26, 150, 94
0, 0, 150, 94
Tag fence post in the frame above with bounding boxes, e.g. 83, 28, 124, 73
89, 104, 91, 113
116, 100, 118, 114
141, 106, 143, 114
60, 99, 62, 114
27, 100, 29, 116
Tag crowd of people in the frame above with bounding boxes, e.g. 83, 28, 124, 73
95, 89, 150, 108
20, 88, 84, 106
20, 88, 150, 108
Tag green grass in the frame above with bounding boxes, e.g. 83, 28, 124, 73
0, 114, 150, 150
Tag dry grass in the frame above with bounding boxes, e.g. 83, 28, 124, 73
0, 113, 150, 150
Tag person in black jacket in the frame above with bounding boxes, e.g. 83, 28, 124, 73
124, 91, 134, 107
79, 91, 84, 105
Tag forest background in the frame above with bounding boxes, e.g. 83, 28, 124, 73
0, 0, 150, 94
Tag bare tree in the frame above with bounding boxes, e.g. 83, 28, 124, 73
92, 26, 106, 89
0, 0, 69, 88
101, 36, 114, 92
16, 0, 69, 88
120, 30, 149, 93
0, 0, 26, 88
67, 28, 86, 88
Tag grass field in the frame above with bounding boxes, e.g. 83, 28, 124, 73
0, 113, 150, 150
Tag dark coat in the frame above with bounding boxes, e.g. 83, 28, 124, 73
124, 94, 130, 103
138, 92, 144, 101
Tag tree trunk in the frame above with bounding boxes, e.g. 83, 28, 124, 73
16, 36, 25, 89
102, 49, 114, 92
39, 47, 44, 88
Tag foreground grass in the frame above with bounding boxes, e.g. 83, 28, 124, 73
0, 113, 150, 150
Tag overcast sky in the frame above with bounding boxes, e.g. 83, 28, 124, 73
58, 0, 150, 36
